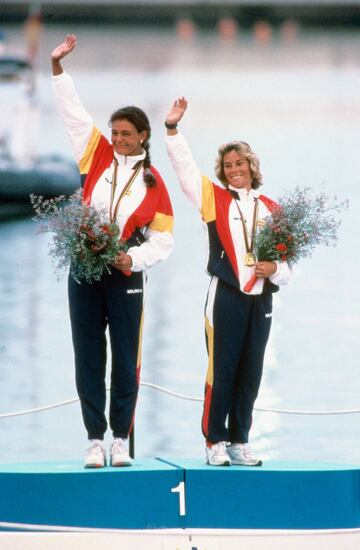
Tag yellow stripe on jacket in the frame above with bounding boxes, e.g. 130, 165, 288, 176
79, 127, 102, 175
149, 212, 174, 233
201, 175, 216, 223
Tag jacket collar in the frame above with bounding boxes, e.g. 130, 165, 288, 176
114, 149, 146, 167
227, 185, 260, 200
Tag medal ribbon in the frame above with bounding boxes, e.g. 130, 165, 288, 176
233, 196, 259, 257
110, 158, 144, 223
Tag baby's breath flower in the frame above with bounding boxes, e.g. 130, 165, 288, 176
255, 186, 348, 265
30, 188, 127, 283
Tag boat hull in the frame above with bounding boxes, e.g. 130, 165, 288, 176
0, 159, 79, 220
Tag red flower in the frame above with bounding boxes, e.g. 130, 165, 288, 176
91, 243, 106, 252
79, 224, 95, 239
101, 224, 111, 235
101, 223, 119, 237
276, 243, 287, 252
281, 255, 287, 261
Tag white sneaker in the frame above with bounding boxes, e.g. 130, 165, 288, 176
110, 438, 132, 467
205, 441, 231, 466
227, 443, 262, 466
84, 439, 106, 468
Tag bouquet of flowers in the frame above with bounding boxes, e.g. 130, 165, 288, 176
31, 188, 127, 284
244, 186, 349, 292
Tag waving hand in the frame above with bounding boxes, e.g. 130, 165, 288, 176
51, 34, 77, 75
165, 97, 188, 131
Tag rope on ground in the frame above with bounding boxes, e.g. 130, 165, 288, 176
1, 381, 360, 419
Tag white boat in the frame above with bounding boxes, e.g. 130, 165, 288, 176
0, 17, 78, 220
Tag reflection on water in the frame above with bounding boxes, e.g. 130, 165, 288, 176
1, 24, 360, 464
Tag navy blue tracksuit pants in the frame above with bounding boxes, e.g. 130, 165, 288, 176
202, 277, 273, 444
68, 267, 144, 440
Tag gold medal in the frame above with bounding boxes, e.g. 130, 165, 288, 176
232, 194, 259, 268
244, 252, 257, 267
110, 158, 143, 223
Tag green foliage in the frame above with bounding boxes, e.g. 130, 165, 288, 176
30, 188, 127, 284
255, 187, 349, 265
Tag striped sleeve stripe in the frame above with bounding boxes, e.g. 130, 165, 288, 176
149, 212, 174, 233
201, 176, 216, 223
79, 127, 102, 175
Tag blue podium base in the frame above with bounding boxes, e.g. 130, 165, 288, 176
0, 459, 183, 530
0, 459, 359, 531
163, 459, 360, 529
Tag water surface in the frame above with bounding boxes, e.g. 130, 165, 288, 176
1, 24, 360, 464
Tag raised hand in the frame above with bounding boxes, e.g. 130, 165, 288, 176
166, 97, 188, 126
51, 34, 77, 62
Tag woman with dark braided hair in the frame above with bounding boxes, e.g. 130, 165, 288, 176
108, 106, 157, 188
51, 35, 174, 468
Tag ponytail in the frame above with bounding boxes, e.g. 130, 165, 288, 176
142, 141, 156, 187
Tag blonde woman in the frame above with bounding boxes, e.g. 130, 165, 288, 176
165, 98, 290, 466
